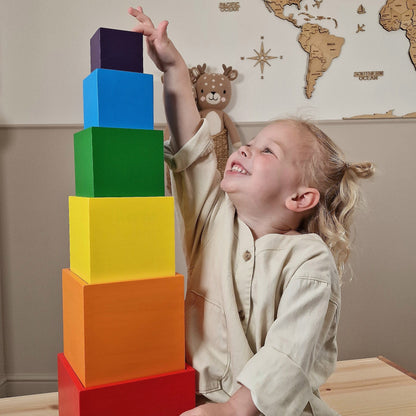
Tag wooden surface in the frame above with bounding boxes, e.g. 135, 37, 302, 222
0, 357, 416, 415
320, 357, 416, 415
0, 392, 58, 415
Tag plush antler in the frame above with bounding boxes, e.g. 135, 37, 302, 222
197, 63, 207, 74
222, 64, 238, 81
190, 63, 207, 83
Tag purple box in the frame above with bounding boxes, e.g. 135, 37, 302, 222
90, 28, 143, 73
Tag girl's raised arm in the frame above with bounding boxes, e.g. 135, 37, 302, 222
129, 6, 201, 151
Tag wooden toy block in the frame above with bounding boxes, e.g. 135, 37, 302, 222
62, 269, 185, 387
83, 69, 153, 130
74, 127, 164, 197
90, 28, 143, 73
69, 196, 175, 283
58, 353, 195, 416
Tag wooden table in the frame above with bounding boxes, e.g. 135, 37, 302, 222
0, 391, 58, 415
0, 357, 415, 415
319, 356, 416, 415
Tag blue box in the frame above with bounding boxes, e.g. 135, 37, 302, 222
83, 69, 153, 129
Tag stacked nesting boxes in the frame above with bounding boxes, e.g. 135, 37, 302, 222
58, 28, 195, 416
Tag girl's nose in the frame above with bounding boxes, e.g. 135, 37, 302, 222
239, 145, 250, 158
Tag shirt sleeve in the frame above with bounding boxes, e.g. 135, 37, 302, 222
237, 269, 338, 416
164, 119, 224, 266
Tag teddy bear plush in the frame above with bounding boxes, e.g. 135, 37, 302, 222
190, 63, 241, 176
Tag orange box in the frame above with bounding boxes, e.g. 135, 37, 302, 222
62, 268, 185, 387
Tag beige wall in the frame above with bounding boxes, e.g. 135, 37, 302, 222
322, 119, 416, 372
0, 270, 5, 396
0, 119, 415, 396
0, 125, 74, 396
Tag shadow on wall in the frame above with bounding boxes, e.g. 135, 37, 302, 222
0, 124, 12, 397
0, 123, 76, 397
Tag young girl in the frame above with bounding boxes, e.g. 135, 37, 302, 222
129, 7, 374, 416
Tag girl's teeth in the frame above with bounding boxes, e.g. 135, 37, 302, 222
231, 165, 247, 174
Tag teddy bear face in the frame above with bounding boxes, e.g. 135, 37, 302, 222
195, 73, 232, 111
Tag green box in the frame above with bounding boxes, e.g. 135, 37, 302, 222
74, 127, 164, 197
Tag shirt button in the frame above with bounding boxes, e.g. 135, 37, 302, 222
238, 310, 245, 320
243, 250, 252, 261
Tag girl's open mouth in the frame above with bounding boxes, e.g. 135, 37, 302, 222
230, 163, 249, 175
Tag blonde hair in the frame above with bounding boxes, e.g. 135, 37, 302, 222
293, 120, 375, 279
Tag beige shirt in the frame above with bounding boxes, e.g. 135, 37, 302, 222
165, 120, 341, 416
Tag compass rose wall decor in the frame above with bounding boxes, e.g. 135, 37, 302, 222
241, 36, 282, 79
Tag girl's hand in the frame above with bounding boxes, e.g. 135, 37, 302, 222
180, 386, 259, 416
128, 6, 178, 72
180, 402, 234, 416
128, 5, 201, 149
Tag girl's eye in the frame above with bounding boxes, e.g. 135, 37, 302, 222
263, 147, 273, 154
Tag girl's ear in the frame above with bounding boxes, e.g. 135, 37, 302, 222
285, 188, 320, 213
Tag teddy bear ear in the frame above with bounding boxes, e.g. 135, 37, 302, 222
222, 64, 238, 81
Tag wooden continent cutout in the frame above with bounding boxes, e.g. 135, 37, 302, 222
344, 109, 416, 119
380, 0, 416, 70
262, 1, 344, 98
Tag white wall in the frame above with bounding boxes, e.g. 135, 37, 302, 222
1, 0, 416, 125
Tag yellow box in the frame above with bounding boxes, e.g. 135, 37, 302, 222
69, 196, 175, 283
62, 268, 185, 387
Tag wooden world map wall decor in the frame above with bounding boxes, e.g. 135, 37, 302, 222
354, 71, 384, 81
216, 0, 416, 118
219, 2, 240, 12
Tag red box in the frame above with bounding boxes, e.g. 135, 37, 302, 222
58, 353, 195, 416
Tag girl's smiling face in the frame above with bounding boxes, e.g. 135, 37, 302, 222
221, 121, 314, 211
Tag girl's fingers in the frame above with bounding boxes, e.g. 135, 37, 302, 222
128, 6, 152, 25
128, 5, 144, 17
157, 20, 169, 39
128, 6, 157, 35
127, 6, 140, 18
